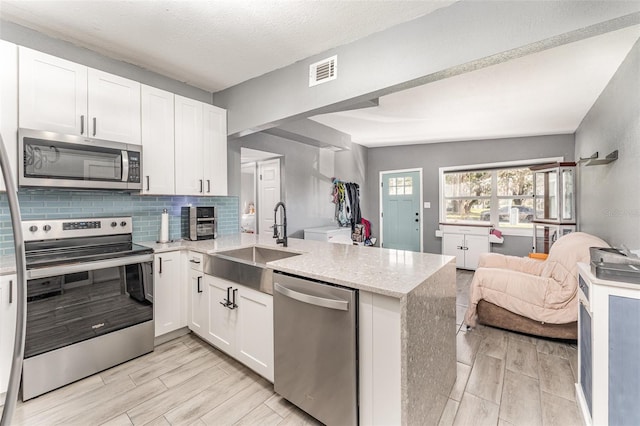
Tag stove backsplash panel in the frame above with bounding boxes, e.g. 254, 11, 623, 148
0, 191, 239, 255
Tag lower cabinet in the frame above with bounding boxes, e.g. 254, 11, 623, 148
577, 263, 640, 426
191, 275, 274, 382
187, 252, 206, 336
441, 225, 491, 270
1, 274, 17, 394
153, 251, 185, 337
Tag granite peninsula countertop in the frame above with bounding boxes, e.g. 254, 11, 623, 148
141, 233, 455, 299
0, 234, 455, 298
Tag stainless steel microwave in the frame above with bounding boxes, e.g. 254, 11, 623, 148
18, 128, 142, 191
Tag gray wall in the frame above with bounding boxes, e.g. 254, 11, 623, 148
366, 135, 575, 255
0, 20, 212, 103
228, 134, 367, 238
575, 40, 640, 249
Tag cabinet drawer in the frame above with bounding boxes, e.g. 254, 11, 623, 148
188, 252, 204, 272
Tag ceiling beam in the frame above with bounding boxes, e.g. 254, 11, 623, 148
213, 1, 640, 138
262, 118, 352, 151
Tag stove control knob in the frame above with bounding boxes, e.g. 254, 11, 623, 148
43, 225, 51, 232
29, 225, 38, 232
120, 221, 127, 227
111, 221, 118, 227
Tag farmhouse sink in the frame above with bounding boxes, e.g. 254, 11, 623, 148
204, 246, 301, 295
214, 246, 301, 264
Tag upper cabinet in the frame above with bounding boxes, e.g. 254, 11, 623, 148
203, 104, 228, 196
175, 96, 227, 196
0, 40, 18, 192
141, 85, 175, 194
19, 47, 141, 144
87, 69, 141, 143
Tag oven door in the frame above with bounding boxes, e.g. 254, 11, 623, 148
25, 258, 153, 359
18, 128, 141, 190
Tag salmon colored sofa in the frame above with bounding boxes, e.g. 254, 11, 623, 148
464, 232, 609, 339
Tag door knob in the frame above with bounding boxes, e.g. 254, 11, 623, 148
415, 218, 419, 222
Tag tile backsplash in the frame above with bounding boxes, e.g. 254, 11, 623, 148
0, 190, 239, 255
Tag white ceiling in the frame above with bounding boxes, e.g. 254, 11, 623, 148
0, 0, 454, 92
311, 25, 640, 147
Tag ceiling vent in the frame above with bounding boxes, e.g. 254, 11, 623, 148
309, 55, 337, 87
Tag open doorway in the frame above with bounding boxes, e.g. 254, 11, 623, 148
240, 148, 283, 234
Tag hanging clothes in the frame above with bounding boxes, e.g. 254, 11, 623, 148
331, 179, 361, 229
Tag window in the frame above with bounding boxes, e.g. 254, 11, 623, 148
440, 158, 559, 233
388, 176, 413, 195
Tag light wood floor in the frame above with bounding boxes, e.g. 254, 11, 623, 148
7, 270, 581, 426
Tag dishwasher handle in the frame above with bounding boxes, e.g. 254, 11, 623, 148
274, 282, 349, 311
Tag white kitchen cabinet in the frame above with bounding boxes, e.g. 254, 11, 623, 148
141, 85, 175, 194
175, 95, 204, 195
206, 276, 236, 353
203, 104, 228, 196
234, 283, 273, 378
19, 47, 87, 136
187, 252, 206, 336
202, 274, 274, 381
576, 263, 640, 426
174, 95, 227, 196
0, 274, 17, 394
0, 40, 18, 192
441, 225, 491, 270
153, 251, 183, 337
87, 68, 141, 144
19, 47, 141, 143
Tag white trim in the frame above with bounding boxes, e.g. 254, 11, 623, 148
379, 168, 424, 252
438, 156, 563, 224
438, 156, 563, 174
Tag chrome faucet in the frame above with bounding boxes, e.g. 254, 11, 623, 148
273, 201, 288, 247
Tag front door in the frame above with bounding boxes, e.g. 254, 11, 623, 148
381, 170, 421, 252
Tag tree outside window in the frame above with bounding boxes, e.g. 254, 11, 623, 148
443, 166, 534, 228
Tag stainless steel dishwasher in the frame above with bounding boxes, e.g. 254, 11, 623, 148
273, 272, 358, 426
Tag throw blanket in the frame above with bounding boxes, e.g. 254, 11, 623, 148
465, 232, 608, 327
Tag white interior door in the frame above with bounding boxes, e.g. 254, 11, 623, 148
258, 159, 281, 235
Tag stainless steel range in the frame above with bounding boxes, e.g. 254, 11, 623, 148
21, 216, 154, 400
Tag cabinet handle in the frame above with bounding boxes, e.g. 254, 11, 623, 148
9, 279, 12, 304
146, 176, 150, 191
231, 288, 238, 310
80, 115, 85, 135
92, 117, 97, 136
189, 259, 201, 264
207, 180, 211, 193
199, 179, 203, 193
220, 286, 233, 308
159, 257, 162, 274
462, 247, 469, 251
197, 276, 202, 293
